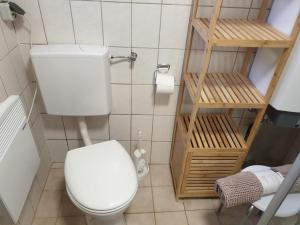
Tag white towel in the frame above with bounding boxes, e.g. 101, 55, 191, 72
254, 170, 284, 195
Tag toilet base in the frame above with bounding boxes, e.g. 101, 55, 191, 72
85, 213, 126, 225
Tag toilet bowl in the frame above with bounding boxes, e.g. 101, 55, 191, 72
64, 140, 138, 225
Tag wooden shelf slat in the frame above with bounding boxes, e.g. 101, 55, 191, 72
192, 18, 292, 48
184, 72, 266, 109
180, 114, 247, 151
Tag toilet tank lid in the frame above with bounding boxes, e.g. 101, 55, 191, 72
30, 45, 109, 57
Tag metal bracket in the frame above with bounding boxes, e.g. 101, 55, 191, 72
157, 64, 170, 73
110, 52, 138, 62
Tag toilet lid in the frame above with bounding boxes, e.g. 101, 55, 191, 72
64, 140, 138, 212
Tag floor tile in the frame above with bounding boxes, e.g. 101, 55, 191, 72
59, 191, 84, 216
150, 165, 172, 186
184, 198, 216, 210
152, 186, 184, 212
55, 217, 86, 225
126, 187, 154, 213
125, 213, 155, 225
155, 211, 188, 225
44, 169, 65, 190
139, 172, 151, 187
35, 190, 62, 218
52, 163, 64, 169
32, 218, 57, 225
186, 210, 220, 225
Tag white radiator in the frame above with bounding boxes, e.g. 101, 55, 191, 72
0, 96, 40, 223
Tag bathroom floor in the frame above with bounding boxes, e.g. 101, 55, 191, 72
31, 163, 297, 225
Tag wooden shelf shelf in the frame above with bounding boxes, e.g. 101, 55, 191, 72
184, 72, 266, 109
179, 114, 247, 151
192, 18, 291, 48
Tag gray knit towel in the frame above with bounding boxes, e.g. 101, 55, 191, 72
215, 171, 264, 208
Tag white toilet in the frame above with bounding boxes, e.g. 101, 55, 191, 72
30, 45, 138, 225
65, 140, 138, 225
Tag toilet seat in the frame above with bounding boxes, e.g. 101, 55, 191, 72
64, 140, 138, 214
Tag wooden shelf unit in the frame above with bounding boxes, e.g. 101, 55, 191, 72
184, 72, 266, 109
170, 0, 300, 198
192, 18, 292, 48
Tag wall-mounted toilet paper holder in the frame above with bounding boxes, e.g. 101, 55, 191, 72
156, 64, 170, 73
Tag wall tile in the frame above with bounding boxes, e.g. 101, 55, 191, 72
118, 140, 131, 153
152, 115, 175, 141
131, 115, 153, 140
63, 116, 109, 140
42, 115, 65, 139
158, 49, 184, 85
111, 84, 131, 114
109, 115, 131, 140
22, 84, 39, 124
132, 48, 158, 84
132, 4, 161, 48
109, 47, 132, 84
9, 47, 29, 91
0, 56, 21, 95
47, 140, 68, 162
0, 78, 7, 102
208, 51, 237, 72
39, 0, 75, 43
18, 199, 34, 225
0, 20, 18, 51
154, 86, 179, 115
220, 8, 249, 19
71, 1, 103, 45
28, 177, 42, 211
151, 141, 171, 164
102, 2, 131, 47
14, 0, 47, 44
163, 0, 192, 4
159, 5, 190, 49
0, 27, 8, 60
132, 85, 155, 114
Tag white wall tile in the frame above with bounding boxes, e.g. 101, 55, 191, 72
132, 4, 161, 48
131, 115, 153, 140
152, 115, 175, 141
39, 0, 75, 43
0, 79, 7, 102
0, 27, 8, 60
158, 49, 184, 85
132, 85, 155, 114
47, 140, 68, 162
22, 85, 39, 124
159, 5, 190, 49
67, 139, 84, 150
9, 47, 29, 91
0, 56, 21, 95
71, 1, 103, 45
133, 0, 161, 3
112, 84, 131, 114
163, 0, 192, 4
14, 0, 47, 44
220, 8, 249, 19
110, 47, 132, 84
63, 116, 109, 140
102, 2, 131, 47
132, 48, 158, 84
151, 141, 171, 164
154, 86, 179, 115
222, 0, 252, 8
118, 140, 131, 154
18, 199, 34, 225
0, 20, 17, 50
109, 115, 131, 140
42, 115, 65, 139
208, 51, 237, 72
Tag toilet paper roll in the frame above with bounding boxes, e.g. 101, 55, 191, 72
155, 72, 175, 94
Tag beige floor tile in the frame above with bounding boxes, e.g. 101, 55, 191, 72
45, 169, 65, 190
186, 210, 220, 225
152, 186, 184, 212
139, 172, 151, 187
150, 165, 172, 186
125, 213, 155, 225
32, 218, 57, 225
59, 191, 84, 216
52, 163, 64, 169
55, 217, 86, 225
155, 211, 188, 225
184, 198, 216, 210
35, 190, 62, 218
126, 187, 154, 213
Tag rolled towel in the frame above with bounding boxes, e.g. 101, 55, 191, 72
272, 164, 300, 193
215, 171, 264, 208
